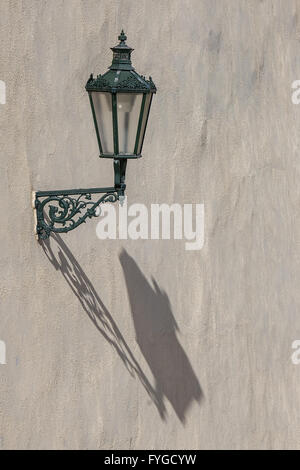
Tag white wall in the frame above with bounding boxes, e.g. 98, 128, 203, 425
1, 0, 300, 449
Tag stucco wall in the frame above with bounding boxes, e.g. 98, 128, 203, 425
1, 0, 300, 449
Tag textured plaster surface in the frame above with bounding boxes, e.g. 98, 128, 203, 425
1, 0, 300, 449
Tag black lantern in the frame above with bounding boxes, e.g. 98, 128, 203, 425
86, 30, 156, 159
33, 30, 156, 240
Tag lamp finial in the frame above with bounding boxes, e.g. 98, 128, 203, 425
118, 30, 127, 44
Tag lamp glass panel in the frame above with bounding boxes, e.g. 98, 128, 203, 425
137, 94, 152, 154
117, 93, 143, 155
91, 92, 114, 154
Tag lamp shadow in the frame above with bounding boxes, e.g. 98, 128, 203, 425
40, 233, 166, 419
119, 249, 203, 423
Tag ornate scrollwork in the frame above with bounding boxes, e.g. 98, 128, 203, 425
35, 191, 118, 240
86, 71, 156, 92
86, 73, 111, 90
115, 75, 148, 90
147, 76, 156, 90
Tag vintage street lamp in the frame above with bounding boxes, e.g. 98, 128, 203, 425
33, 30, 156, 239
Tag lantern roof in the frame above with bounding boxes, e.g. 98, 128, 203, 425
86, 30, 156, 93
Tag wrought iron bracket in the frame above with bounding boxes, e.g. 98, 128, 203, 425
32, 187, 119, 240
33, 158, 127, 240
